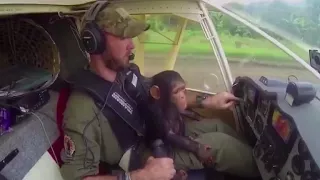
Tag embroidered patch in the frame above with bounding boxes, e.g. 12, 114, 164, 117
64, 135, 75, 157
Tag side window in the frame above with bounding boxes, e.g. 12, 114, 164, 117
133, 14, 227, 93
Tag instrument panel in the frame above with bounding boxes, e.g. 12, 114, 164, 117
232, 76, 320, 180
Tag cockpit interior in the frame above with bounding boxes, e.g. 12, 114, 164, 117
232, 75, 320, 180
0, 0, 320, 180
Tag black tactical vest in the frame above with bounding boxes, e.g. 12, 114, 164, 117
68, 64, 149, 171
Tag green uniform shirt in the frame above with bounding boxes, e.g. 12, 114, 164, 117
60, 91, 123, 180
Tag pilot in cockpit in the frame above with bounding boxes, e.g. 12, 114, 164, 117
59, 3, 260, 180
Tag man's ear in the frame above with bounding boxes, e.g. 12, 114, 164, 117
149, 85, 160, 100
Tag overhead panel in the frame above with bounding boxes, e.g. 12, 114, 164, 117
112, 0, 202, 15
173, 13, 201, 22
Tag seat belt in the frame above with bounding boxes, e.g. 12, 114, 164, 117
69, 69, 145, 151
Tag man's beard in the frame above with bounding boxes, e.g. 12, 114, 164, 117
103, 57, 128, 72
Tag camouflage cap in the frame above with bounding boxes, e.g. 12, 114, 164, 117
96, 4, 150, 38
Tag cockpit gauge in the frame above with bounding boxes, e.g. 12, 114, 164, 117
291, 155, 305, 175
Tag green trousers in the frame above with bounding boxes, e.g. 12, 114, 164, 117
169, 119, 259, 178
60, 92, 259, 179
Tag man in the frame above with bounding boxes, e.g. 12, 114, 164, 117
60, 3, 259, 180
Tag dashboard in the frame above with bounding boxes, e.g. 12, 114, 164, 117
232, 76, 320, 180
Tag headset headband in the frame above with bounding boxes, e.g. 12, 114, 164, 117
83, 1, 109, 24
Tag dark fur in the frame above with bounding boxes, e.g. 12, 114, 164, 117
146, 70, 200, 156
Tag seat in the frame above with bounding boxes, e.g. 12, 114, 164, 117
48, 86, 71, 167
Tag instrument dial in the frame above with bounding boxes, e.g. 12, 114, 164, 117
285, 171, 294, 180
291, 155, 305, 175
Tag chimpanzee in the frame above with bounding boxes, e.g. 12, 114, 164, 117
145, 70, 213, 178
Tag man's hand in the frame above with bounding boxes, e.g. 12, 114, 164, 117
132, 157, 176, 180
83, 157, 175, 180
202, 92, 239, 110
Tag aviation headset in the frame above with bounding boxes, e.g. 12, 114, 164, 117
80, 1, 111, 55
80, 0, 135, 60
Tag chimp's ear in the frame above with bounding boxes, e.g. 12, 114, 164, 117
149, 85, 160, 100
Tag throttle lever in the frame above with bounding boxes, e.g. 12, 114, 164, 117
151, 139, 187, 180
151, 139, 168, 158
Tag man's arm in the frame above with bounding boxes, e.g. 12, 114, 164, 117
60, 91, 103, 180
186, 91, 208, 108
186, 91, 239, 110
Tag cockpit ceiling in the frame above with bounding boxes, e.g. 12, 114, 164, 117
0, 0, 95, 6
0, 0, 215, 7
1, 0, 210, 22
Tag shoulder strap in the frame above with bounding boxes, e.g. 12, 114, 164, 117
68, 69, 145, 150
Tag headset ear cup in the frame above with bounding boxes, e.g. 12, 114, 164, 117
81, 22, 106, 54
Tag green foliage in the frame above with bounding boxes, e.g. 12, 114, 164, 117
142, 1, 316, 63
228, 0, 320, 47
143, 30, 309, 63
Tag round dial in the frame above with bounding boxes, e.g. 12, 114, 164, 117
291, 155, 305, 175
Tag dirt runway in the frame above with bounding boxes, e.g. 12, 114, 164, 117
141, 54, 319, 92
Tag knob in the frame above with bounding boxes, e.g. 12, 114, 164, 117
286, 171, 294, 180
291, 155, 305, 175
272, 164, 281, 174
254, 145, 263, 158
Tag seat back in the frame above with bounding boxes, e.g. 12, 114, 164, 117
48, 87, 71, 167
47, 87, 111, 174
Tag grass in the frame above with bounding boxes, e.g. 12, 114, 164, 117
139, 30, 309, 63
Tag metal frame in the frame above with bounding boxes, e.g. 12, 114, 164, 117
0, 4, 72, 15
165, 17, 188, 70
198, 2, 233, 91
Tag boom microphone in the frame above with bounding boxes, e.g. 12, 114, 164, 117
129, 53, 135, 61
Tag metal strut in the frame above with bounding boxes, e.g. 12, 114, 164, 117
198, 2, 234, 91
198, 2, 240, 133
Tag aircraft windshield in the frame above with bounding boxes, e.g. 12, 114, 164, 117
134, 1, 319, 93
209, 0, 320, 86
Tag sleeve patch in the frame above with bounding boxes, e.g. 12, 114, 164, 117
64, 135, 76, 157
